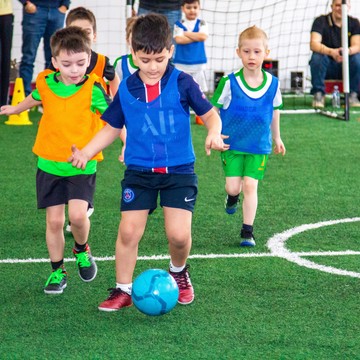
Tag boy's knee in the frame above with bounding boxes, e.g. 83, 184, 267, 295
68, 211, 88, 228
168, 232, 191, 248
242, 177, 258, 194
120, 222, 145, 244
47, 216, 65, 232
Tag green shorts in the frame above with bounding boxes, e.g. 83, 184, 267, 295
221, 150, 268, 180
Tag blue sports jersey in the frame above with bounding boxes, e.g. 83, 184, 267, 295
121, 55, 132, 79
173, 19, 207, 65
119, 68, 195, 168
220, 72, 278, 154
102, 65, 212, 172
102, 64, 212, 129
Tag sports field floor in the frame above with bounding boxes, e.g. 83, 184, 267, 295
1, 108, 360, 359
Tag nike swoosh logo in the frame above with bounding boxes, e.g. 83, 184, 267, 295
184, 197, 195, 202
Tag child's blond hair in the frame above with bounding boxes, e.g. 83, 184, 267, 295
238, 25, 268, 49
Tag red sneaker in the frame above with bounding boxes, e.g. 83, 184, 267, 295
98, 288, 133, 312
169, 264, 194, 305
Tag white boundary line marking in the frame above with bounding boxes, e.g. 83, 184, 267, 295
267, 217, 360, 278
2, 218, 360, 279
1, 251, 360, 264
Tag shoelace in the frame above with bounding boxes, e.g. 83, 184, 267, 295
106, 288, 127, 300
75, 251, 91, 267
46, 269, 66, 286
171, 267, 191, 290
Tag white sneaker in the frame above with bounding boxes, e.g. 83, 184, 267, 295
312, 92, 325, 108
87, 206, 94, 218
349, 92, 360, 107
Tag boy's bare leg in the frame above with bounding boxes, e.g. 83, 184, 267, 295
46, 204, 66, 262
164, 207, 194, 305
225, 176, 242, 197
68, 199, 90, 245
164, 207, 192, 266
68, 199, 97, 282
242, 176, 258, 226
115, 210, 149, 284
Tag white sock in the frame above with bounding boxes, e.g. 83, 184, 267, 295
169, 262, 185, 273
116, 283, 132, 295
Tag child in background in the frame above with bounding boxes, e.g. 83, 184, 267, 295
113, 17, 139, 82
0, 27, 111, 294
173, 0, 208, 125
58, 6, 120, 231
211, 25, 286, 247
50, 6, 120, 97
113, 17, 139, 163
173, 0, 208, 92
68, 14, 229, 311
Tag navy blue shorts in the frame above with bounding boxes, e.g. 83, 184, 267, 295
120, 170, 198, 213
36, 169, 96, 209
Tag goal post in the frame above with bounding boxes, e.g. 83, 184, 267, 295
341, 0, 350, 121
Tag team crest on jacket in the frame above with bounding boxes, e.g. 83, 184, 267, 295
123, 188, 135, 203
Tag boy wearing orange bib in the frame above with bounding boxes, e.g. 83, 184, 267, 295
0, 26, 111, 294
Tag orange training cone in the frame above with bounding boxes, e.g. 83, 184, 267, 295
195, 115, 204, 125
5, 78, 32, 126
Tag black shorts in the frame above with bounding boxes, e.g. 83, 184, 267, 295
36, 169, 96, 209
120, 170, 198, 213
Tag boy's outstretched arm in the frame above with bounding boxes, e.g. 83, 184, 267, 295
200, 107, 230, 155
271, 109, 286, 155
0, 94, 41, 116
68, 123, 121, 170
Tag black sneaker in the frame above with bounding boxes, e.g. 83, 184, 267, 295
240, 229, 256, 247
44, 268, 67, 294
73, 244, 97, 282
224, 195, 238, 215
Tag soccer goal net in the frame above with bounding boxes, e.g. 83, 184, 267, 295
201, 0, 332, 93
11, 0, 360, 96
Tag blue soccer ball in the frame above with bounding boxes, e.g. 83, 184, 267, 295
132, 269, 179, 316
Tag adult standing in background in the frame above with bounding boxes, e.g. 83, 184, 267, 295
309, 0, 360, 108
132, 0, 182, 31
18, 0, 70, 96
0, 0, 14, 106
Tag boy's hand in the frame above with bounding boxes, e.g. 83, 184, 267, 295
0, 105, 15, 116
273, 138, 286, 156
68, 144, 89, 170
118, 145, 126, 165
205, 133, 230, 155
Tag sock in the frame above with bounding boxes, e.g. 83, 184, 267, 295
241, 224, 254, 238
227, 194, 239, 206
51, 259, 64, 271
74, 241, 87, 252
169, 261, 185, 273
116, 283, 132, 295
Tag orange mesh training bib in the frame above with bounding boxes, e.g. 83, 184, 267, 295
32, 71, 104, 162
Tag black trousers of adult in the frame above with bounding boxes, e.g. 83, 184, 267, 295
0, 13, 14, 106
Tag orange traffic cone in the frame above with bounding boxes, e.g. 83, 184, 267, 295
195, 115, 204, 125
5, 78, 32, 125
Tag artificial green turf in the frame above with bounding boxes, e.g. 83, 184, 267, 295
1, 110, 360, 359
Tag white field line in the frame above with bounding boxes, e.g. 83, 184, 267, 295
267, 217, 360, 278
2, 218, 360, 280
1, 249, 360, 264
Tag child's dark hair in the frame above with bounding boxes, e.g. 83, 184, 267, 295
65, 6, 97, 33
50, 26, 92, 57
182, 0, 200, 5
131, 14, 172, 54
